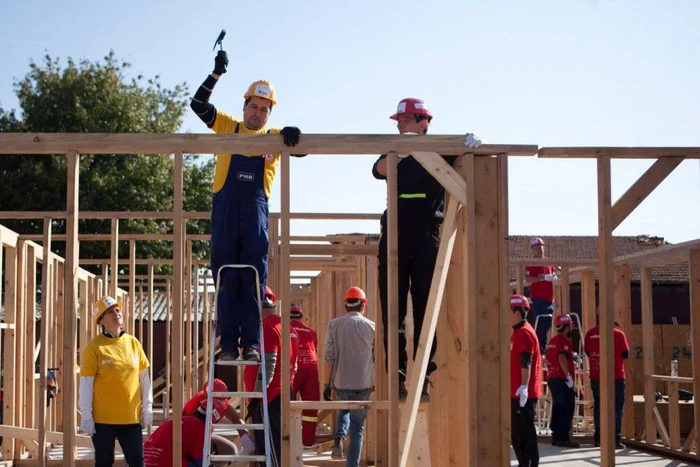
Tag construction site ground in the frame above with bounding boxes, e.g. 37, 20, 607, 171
18, 439, 697, 466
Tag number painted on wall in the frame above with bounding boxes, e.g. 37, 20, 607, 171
633, 345, 692, 360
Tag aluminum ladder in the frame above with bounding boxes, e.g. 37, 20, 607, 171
202, 264, 274, 466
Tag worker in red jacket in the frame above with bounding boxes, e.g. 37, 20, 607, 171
144, 394, 238, 466
182, 378, 255, 453
509, 294, 542, 467
525, 237, 558, 354
289, 304, 321, 447
545, 314, 579, 448
243, 289, 299, 466
584, 307, 630, 449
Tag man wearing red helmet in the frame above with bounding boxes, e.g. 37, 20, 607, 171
584, 308, 630, 449
243, 288, 299, 466
545, 314, 579, 448
144, 383, 239, 466
525, 237, 558, 354
289, 304, 321, 447
372, 97, 487, 401
323, 287, 375, 465
182, 378, 256, 453
190, 48, 306, 363
509, 294, 542, 467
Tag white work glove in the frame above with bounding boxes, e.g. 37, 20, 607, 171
515, 384, 528, 407
566, 374, 574, 389
543, 273, 556, 282
80, 418, 96, 436
240, 433, 256, 454
465, 132, 487, 149
141, 409, 153, 428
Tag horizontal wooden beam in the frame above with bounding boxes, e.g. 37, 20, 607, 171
21, 234, 372, 244
539, 147, 699, 159
509, 257, 598, 266
568, 238, 700, 277
290, 400, 389, 410
0, 425, 92, 448
0, 211, 382, 221
613, 238, 700, 266
0, 133, 538, 156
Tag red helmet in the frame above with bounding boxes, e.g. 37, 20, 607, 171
509, 294, 530, 310
264, 286, 276, 303
554, 314, 572, 330
289, 304, 303, 319
530, 237, 545, 247
200, 379, 230, 424
344, 286, 367, 304
389, 98, 433, 121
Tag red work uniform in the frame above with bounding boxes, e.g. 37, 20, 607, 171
510, 321, 543, 400
243, 314, 300, 401
144, 416, 206, 467
243, 314, 299, 466
583, 325, 630, 381
545, 333, 575, 380
509, 320, 542, 466
291, 319, 320, 446
525, 265, 555, 303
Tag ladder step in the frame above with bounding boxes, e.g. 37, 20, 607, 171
210, 454, 268, 462
223, 423, 266, 430
212, 391, 263, 398
216, 359, 260, 366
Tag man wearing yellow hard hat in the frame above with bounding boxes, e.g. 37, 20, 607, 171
79, 296, 152, 466
190, 48, 306, 362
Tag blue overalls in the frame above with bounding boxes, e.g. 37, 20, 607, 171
211, 123, 270, 352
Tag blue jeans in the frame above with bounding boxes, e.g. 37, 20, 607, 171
591, 379, 626, 444
548, 378, 575, 443
532, 298, 554, 353
334, 388, 373, 467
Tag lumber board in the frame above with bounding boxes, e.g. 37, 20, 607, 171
0, 133, 538, 156
539, 147, 700, 159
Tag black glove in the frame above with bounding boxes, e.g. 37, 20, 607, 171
246, 398, 261, 418
280, 126, 301, 147
323, 384, 332, 402
213, 50, 228, 75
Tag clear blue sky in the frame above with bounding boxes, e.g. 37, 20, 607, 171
2, 0, 699, 243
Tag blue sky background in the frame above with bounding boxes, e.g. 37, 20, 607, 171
1, 0, 699, 243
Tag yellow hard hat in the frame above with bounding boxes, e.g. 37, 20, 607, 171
92, 296, 122, 325
243, 79, 277, 106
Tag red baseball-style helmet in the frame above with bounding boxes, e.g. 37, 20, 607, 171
199, 379, 230, 424
510, 294, 530, 310
530, 237, 545, 247
389, 98, 433, 121
264, 286, 276, 303
290, 304, 303, 319
554, 314, 572, 329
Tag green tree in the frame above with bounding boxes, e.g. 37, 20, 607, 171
0, 52, 214, 275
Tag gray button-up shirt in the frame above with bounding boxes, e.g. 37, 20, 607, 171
324, 312, 375, 390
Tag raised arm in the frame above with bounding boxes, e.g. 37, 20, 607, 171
190, 50, 229, 128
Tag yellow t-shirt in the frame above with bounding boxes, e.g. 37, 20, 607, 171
80, 333, 149, 424
211, 109, 282, 197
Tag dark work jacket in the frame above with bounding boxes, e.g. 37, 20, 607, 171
372, 154, 458, 229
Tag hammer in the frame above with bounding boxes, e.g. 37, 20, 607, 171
212, 29, 226, 51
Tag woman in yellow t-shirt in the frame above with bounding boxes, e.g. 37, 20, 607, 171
79, 296, 152, 466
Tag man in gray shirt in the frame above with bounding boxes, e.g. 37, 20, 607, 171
323, 286, 375, 466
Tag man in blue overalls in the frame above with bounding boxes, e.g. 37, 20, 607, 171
190, 49, 305, 361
